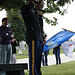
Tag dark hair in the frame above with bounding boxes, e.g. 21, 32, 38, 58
2, 18, 8, 22
43, 34, 47, 39
45, 34, 47, 37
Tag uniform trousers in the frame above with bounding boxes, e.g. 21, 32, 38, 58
27, 40, 43, 75
0, 44, 12, 75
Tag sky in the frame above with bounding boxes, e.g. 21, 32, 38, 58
43, 1, 75, 40
0, 1, 75, 41
0, 10, 6, 25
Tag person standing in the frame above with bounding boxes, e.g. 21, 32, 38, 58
42, 34, 49, 66
0, 18, 14, 75
53, 45, 61, 65
36, 2, 49, 67
21, 0, 44, 75
42, 50, 49, 66
10, 38, 17, 64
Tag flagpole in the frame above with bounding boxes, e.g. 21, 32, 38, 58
62, 28, 75, 33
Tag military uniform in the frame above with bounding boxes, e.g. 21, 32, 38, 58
21, 2, 43, 42
21, 2, 43, 75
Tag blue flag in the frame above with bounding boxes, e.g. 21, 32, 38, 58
43, 30, 75, 52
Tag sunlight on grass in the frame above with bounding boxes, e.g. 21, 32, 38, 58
25, 61, 75, 75
15, 46, 75, 59
41, 61, 75, 75
16, 50, 29, 59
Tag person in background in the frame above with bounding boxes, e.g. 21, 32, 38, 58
0, 18, 14, 75
21, 0, 44, 75
42, 34, 49, 66
53, 45, 61, 65
10, 38, 17, 64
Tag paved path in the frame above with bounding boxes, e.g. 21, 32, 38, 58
16, 52, 75, 69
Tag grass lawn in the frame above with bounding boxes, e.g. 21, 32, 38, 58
16, 49, 29, 59
15, 46, 63, 59
15, 46, 75, 75
15, 46, 75, 59
25, 61, 75, 75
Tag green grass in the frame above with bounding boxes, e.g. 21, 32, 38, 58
15, 50, 29, 59
15, 47, 63, 59
16, 54, 29, 59
15, 46, 75, 59
41, 61, 75, 75
25, 61, 75, 75
16, 49, 28, 54
15, 47, 75, 75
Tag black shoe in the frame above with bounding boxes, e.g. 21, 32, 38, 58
46, 64, 48, 66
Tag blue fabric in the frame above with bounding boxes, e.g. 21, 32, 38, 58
27, 41, 43, 75
43, 30, 75, 52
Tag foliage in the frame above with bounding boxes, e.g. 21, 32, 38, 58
0, 0, 26, 10
0, 0, 74, 10
16, 54, 29, 59
0, 0, 74, 25
7, 9, 26, 42
43, 0, 74, 25
43, 16, 58, 25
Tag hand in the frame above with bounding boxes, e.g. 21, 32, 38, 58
43, 39, 46, 45
11, 34, 14, 39
0, 38, 2, 41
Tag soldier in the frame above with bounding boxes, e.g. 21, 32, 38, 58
21, 0, 44, 75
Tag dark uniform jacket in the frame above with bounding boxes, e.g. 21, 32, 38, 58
21, 2, 43, 42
